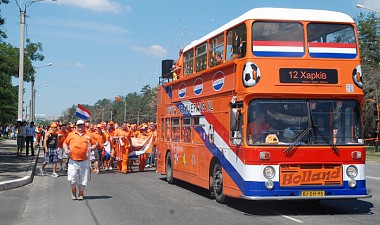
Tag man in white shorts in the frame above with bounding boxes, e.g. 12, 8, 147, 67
63, 120, 97, 200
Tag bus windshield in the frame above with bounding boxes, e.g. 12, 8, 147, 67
247, 99, 362, 146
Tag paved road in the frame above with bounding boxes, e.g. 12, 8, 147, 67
1, 160, 379, 225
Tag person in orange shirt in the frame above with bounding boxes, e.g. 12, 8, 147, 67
92, 124, 106, 174
113, 122, 131, 173
63, 119, 97, 200
247, 113, 272, 144
57, 123, 70, 171
107, 121, 116, 170
36, 124, 42, 147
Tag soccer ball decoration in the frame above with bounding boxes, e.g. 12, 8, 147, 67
352, 65, 363, 89
242, 62, 260, 87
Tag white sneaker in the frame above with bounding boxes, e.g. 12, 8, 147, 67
109, 167, 112, 171
52, 173, 59, 178
39, 168, 44, 176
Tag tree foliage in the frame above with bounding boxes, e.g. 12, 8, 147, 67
356, 12, 380, 139
0, 2, 45, 125
59, 85, 158, 125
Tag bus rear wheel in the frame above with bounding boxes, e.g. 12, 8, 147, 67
213, 163, 227, 203
166, 152, 174, 184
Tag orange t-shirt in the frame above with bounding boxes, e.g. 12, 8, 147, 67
64, 131, 94, 161
57, 130, 69, 148
114, 128, 131, 149
92, 131, 106, 150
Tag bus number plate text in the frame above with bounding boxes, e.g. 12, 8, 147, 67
301, 190, 325, 197
280, 68, 338, 84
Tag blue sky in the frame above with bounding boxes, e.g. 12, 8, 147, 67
1, 0, 379, 117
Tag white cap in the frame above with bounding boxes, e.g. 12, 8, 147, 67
76, 119, 85, 125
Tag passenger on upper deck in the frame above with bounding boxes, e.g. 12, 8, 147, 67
172, 48, 183, 80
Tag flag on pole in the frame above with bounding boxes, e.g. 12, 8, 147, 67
115, 96, 122, 102
75, 104, 92, 120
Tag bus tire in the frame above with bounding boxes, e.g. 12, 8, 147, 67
212, 163, 227, 203
166, 152, 174, 184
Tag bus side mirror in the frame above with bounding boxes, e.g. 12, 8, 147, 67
230, 108, 243, 146
230, 108, 242, 131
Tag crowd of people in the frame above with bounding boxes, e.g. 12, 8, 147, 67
9, 119, 157, 200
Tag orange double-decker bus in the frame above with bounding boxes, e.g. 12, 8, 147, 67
156, 7, 371, 203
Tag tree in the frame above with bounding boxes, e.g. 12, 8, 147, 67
0, 0, 10, 41
356, 13, 380, 140
0, 43, 19, 124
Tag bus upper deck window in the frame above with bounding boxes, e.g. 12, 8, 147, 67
184, 50, 194, 76
227, 24, 247, 60
196, 43, 207, 72
209, 34, 224, 67
252, 22, 304, 57
307, 23, 356, 59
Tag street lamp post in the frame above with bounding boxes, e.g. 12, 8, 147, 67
356, 4, 380, 13
31, 63, 52, 122
15, 0, 57, 121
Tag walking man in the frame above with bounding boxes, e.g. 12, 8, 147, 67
40, 122, 60, 177
25, 121, 36, 156
63, 119, 97, 200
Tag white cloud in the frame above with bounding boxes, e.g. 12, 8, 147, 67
56, 0, 130, 14
132, 45, 169, 58
75, 62, 88, 68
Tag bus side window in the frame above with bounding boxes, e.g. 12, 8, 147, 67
181, 117, 192, 143
196, 43, 207, 72
165, 118, 170, 141
209, 34, 224, 67
227, 24, 247, 61
184, 50, 194, 76
172, 118, 180, 142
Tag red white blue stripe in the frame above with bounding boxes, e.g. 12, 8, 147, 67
174, 99, 368, 198
309, 42, 357, 59
75, 104, 92, 120
252, 41, 304, 57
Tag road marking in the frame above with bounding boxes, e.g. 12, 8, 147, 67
366, 176, 380, 180
266, 209, 304, 223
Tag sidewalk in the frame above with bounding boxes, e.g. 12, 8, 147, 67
0, 138, 40, 191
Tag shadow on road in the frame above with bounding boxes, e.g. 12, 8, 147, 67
158, 177, 374, 216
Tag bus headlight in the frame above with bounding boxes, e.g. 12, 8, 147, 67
263, 166, 275, 179
348, 179, 357, 189
346, 165, 358, 178
265, 180, 274, 190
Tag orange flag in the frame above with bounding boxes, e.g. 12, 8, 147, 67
115, 96, 122, 102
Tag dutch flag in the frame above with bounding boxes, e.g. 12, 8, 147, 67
75, 104, 92, 120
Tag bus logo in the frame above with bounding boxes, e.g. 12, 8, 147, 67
212, 71, 225, 91
178, 83, 186, 98
193, 78, 203, 95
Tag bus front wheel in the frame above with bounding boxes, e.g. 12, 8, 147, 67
166, 152, 174, 184
213, 163, 227, 203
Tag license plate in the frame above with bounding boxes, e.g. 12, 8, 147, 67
301, 191, 325, 197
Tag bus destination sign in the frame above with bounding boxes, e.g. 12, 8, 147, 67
279, 68, 338, 84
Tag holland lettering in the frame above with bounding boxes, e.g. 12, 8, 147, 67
281, 167, 340, 186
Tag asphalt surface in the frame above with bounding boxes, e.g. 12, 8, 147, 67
0, 139, 40, 191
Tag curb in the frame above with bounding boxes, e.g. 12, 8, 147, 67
0, 147, 41, 191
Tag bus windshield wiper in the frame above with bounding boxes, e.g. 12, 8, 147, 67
312, 125, 339, 153
284, 127, 311, 153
